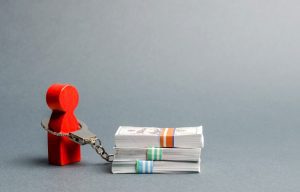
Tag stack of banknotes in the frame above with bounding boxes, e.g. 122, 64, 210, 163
112, 126, 204, 174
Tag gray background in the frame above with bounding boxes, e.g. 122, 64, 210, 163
0, 0, 299, 191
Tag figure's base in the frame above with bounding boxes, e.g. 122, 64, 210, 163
48, 134, 81, 166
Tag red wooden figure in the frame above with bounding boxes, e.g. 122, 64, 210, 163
46, 83, 81, 165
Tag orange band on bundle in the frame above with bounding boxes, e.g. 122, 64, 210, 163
160, 128, 175, 147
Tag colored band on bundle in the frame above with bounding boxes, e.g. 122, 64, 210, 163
160, 128, 175, 147
147, 147, 163, 160
136, 160, 153, 174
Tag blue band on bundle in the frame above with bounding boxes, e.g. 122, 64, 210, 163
136, 160, 153, 174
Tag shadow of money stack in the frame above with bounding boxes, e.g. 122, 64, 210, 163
112, 126, 204, 174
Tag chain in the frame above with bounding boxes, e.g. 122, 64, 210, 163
90, 138, 114, 162
41, 118, 114, 162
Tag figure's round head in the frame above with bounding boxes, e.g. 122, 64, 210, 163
46, 83, 79, 112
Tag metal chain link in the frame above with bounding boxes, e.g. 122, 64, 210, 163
90, 138, 114, 162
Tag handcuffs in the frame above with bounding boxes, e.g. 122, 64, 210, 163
41, 118, 114, 162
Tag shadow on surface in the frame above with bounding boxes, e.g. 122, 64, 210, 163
9, 156, 51, 168
7, 155, 112, 173
88, 162, 112, 174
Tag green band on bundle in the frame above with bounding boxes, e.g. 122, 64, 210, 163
147, 147, 163, 160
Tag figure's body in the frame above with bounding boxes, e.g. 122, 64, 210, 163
46, 84, 81, 165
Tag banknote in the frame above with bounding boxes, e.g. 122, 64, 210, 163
115, 126, 204, 148
114, 147, 201, 161
112, 160, 201, 174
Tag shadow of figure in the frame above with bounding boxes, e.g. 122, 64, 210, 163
8, 155, 112, 174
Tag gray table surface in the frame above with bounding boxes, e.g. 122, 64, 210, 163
1, 1, 299, 191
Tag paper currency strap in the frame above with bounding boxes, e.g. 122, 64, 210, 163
147, 147, 163, 160
136, 160, 153, 174
160, 128, 175, 147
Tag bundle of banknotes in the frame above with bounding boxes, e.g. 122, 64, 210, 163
112, 126, 204, 174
